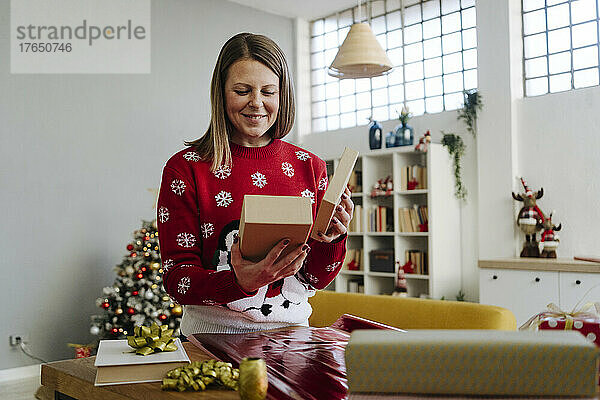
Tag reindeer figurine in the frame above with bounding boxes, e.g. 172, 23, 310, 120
512, 177, 544, 257
540, 210, 562, 258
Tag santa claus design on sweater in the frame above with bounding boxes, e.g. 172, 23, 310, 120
211, 219, 314, 320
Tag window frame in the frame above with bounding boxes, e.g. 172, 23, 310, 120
310, 0, 478, 133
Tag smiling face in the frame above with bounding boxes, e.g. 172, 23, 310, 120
224, 59, 280, 147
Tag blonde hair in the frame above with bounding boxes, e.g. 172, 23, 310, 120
185, 33, 296, 171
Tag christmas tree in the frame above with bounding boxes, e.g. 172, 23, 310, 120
90, 220, 182, 343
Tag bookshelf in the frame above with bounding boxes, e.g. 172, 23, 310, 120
324, 144, 461, 299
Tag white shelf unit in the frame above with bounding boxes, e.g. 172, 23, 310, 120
326, 144, 461, 299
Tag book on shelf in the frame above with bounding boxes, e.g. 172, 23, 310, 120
94, 338, 190, 386
398, 204, 428, 232
348, 169, 362, 192
343, 248, 363, 270
368, 205, 393, 232
348, 204, 362, 232
347, 280, 364, 293
400, 165, 427, 191
404, 250, 428, 275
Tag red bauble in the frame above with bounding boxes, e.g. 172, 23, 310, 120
132, 291, 139, 296
144, 236, 149, 241
141, 267, 147, 272
127, 307, 135, 315
131, 252, 137, 258
159, 314, 167, 321
127, 244, 134, 251
112, 328, 118, 334
101, 302, 110, 309
137, 273, 143, 279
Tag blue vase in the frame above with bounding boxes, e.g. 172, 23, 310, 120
369, 120, 382, 150
394, 123, 414, 146
385, 131, 397, 148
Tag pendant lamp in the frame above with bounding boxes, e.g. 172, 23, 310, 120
328, 1, 393, 79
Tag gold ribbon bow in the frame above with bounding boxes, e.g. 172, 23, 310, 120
519, 302, 600, 331
161, 359, 239, 392
126, 322, 177, 355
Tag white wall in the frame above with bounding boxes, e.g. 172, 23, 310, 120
517, 86, 600, 257
0, 0, 295, 370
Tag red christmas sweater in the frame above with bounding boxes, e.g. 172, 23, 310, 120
156, 139, 346, 332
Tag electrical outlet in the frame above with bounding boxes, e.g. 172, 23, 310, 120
9, 334, 29, 347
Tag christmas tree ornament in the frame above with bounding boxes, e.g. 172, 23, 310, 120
115, 308, 123, 315
145, 290, 154, 300
131, 252, 137, 258
172, 305, 183, 317
132, 291, 139, 296
238, 358, 268, 400
136, 273, 143, 279
151, 262, 160, 270
127, 307, 135, 315
127, 244, 134, 251
101, 302, 110, 309
90, 326, 100, 335
159, 313, 167, 321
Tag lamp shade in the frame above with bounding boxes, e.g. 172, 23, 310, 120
328, 23, 393, 79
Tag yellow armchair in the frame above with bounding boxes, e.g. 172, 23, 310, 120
308, 291, 516, 330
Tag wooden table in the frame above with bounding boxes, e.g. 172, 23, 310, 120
40, 342, 239, 400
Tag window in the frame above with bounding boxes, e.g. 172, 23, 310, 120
523, 0, 600, 96
310, 0, 477, 133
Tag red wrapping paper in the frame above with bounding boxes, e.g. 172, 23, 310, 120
187, 314, 404, 400
538, 317, 600, 346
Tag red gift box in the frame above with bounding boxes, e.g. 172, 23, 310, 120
538, 316, 599, 346
521, 302, 600, 347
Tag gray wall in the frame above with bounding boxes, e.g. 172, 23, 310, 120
0, 0, 295, 370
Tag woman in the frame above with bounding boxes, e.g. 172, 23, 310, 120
157, 33, 353, 335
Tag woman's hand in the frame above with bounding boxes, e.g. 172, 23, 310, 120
315, 186, 354, 243
230, 237, 310, 293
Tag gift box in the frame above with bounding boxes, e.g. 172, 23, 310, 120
345, 329, 599, 397
524, 302, 600, 347
239, 195, 312, 262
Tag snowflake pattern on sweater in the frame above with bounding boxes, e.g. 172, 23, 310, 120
156, 139, 346, 329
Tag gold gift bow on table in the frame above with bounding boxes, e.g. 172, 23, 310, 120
520, 302, 600, 331
126, 322, 177, 355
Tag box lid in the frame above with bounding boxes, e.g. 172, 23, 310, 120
94, 338, 190, 367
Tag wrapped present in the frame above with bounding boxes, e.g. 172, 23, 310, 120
67, 343, 94, 358
520, 302, 600, 346
345, 329, 599, 397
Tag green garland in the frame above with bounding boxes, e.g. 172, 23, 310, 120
457, 89, 483, 138
441, 133, 467, 201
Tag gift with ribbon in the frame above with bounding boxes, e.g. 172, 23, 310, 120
520, 302, 600, 346
67, 342, 94, 358
126, 322, 177, 356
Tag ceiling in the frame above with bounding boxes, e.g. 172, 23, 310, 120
226, 0, 359, 20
